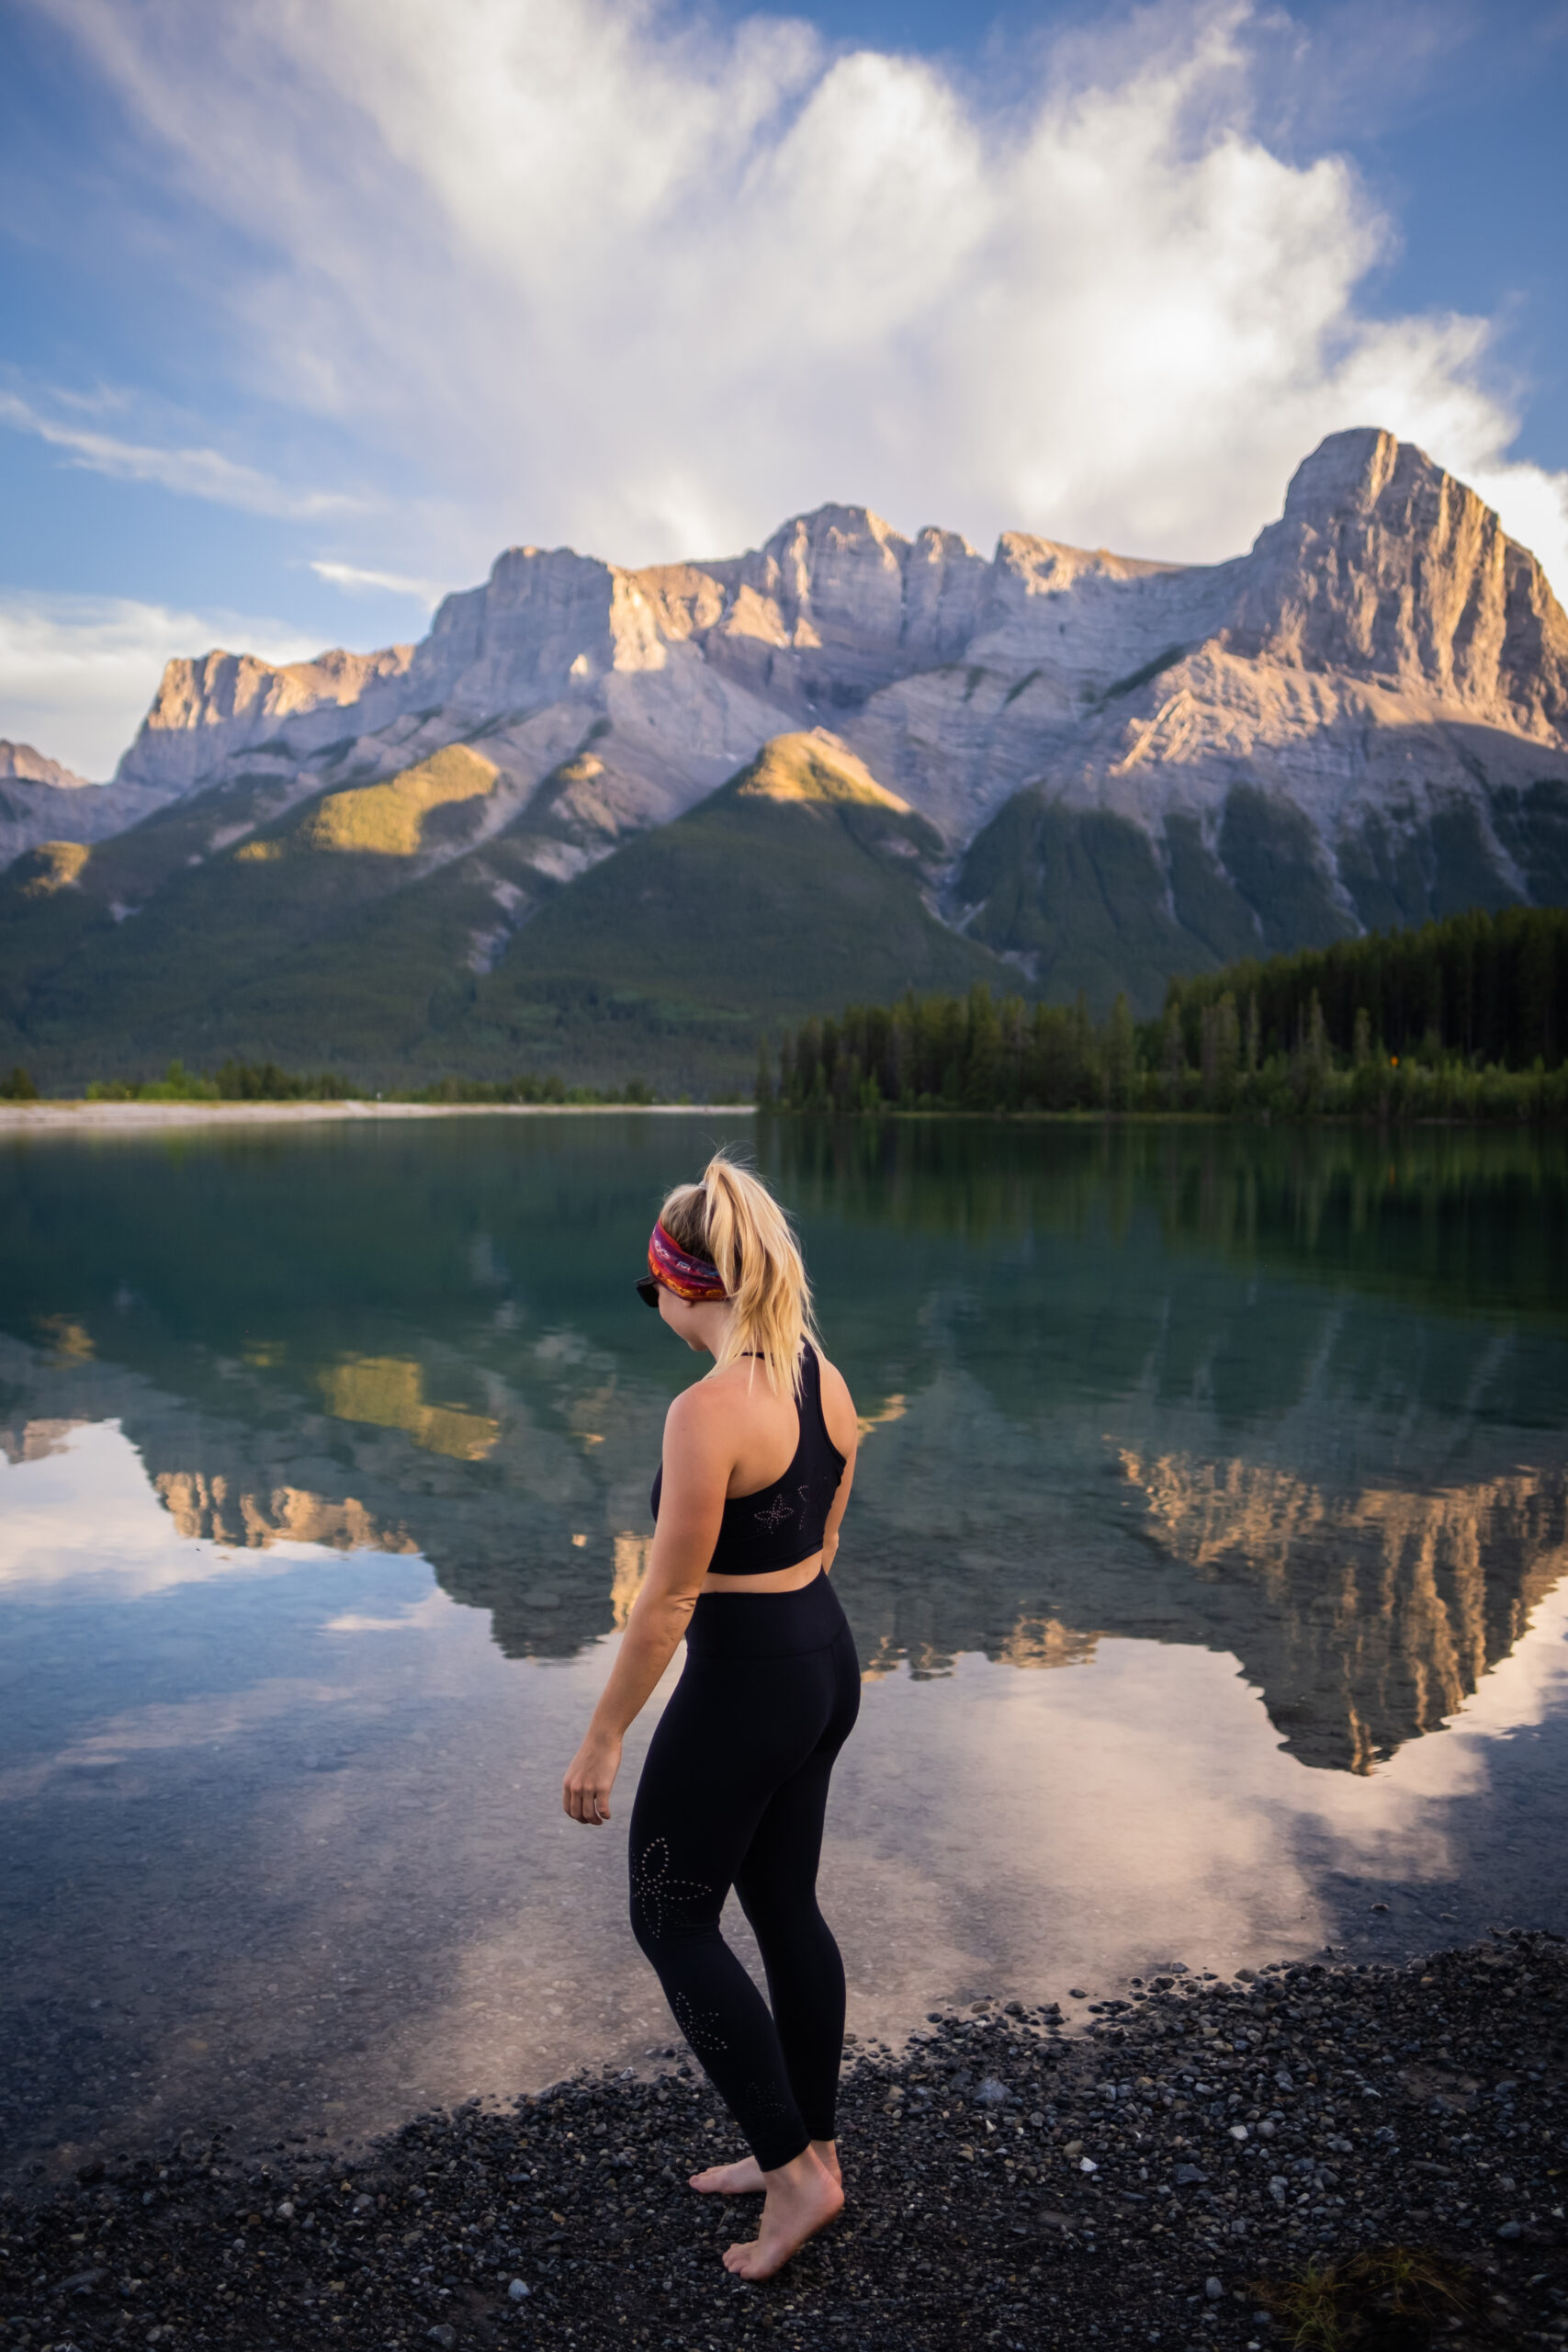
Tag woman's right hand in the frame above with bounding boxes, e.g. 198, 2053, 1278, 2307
562, 1730, 622, 1826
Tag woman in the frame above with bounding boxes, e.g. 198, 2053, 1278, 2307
562, 1152, 861, 2281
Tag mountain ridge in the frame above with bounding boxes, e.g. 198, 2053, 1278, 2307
3, 428, 1567, 1087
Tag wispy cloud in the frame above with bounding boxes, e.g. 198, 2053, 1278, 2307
310, 559, 443, 605
25, 0, 1568, 598
0, 592, 321, 778
0, 388, 355, 518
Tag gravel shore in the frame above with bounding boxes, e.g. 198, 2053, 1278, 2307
5, 1931, 1564, 2352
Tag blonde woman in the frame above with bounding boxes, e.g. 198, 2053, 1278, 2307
562, 1153, 860, 2281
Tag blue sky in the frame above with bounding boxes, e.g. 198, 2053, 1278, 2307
2, 0, 1564, 776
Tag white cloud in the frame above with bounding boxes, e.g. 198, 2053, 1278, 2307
310, 559, 443, 604
0, 1421, 328, 1600
30, 0, 1568, 599
0, 389, 355, 519
0, 592, 321, 778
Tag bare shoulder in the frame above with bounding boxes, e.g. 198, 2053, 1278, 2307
665, 1378, 729, 1439
812, 1346, 858, 1458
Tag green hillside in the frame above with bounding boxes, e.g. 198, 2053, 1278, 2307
955, 775, 1568, 1020
956, 784, 1358, 1015
0, 745, 511, 1084
10, 718, 1562, 1097
0, 731, 1017, 1094
459, 733, 1012, 1086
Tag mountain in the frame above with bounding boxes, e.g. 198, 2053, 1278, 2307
0, 741, 93, 789
0, 739, 164, 876
3, 427, 1567, 1089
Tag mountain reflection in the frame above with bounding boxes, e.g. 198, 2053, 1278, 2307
1121, 1453, 1568, 1771
152, 1468, 419, 1555
2, 1115, 1564, 1775
317, 1354, 500, 1461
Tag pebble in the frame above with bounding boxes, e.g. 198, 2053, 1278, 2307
1, 1930, 1563, 2350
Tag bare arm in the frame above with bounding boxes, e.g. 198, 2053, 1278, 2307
816, 1354, 859, 1575
561, 1385, 730, 1826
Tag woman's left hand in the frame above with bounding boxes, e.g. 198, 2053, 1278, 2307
562, 1731, 622, 1826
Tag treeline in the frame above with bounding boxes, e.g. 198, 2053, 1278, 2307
410, 1073, 661, 1105
43, 1060, 682, 1106
761, 908, 1568, 1122
84, 1059, 352, 1103
763, 991, 1136, 1114
1166, 906, 1568, 1069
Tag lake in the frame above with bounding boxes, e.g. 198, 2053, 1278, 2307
3, 1112, 1567, 2188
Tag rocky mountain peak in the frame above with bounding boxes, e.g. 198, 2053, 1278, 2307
750, 504, 911, 658
122, 642, 418, 791
1234, 427, 1568, 737
1279, 424, 1403, 524
65, 425, 1567, 904
0, 740, 94, 791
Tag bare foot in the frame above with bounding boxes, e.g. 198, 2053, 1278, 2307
721, 2150, 843, 2281
690, 2155, 765, 2195
691, 2140, 840, 2197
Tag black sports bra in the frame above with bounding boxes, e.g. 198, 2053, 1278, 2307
650, 1340, 847, 1577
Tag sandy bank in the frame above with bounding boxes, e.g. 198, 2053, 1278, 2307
0, 1099, 754, 1134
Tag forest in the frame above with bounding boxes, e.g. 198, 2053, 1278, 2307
761, 907, 1568, 1121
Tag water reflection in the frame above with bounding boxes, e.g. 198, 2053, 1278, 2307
2, 1116, 1566, 2179
4, 1120, 1566, 1751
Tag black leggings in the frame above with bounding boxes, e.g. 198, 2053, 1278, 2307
628, 1571, 861, 2172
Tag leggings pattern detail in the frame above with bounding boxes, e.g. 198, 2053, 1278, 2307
628, 1574, 860, 2174
629, 1838, 713, 1948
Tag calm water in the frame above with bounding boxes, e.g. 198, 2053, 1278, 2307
3, 1113, 1568, 2185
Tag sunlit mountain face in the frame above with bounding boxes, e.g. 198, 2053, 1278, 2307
5, 432, 1568, 1092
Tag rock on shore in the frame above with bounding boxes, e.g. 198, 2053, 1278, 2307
4, 1931, 1564, 2351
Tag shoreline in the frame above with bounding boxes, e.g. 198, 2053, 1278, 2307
5, 1932, 1562, 2350
0, 1100, 756, 1134
5, 1099, 1558, 1137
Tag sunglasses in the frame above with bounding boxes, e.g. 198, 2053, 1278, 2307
635, 1274, 660, 1309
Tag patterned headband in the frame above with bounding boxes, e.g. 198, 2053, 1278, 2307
648, 1218, 728, 1303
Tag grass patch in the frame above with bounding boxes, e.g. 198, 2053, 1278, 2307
296, 743, 500, 856
732, 729, 908, 809
17, 841, 90, 896
1253, 2245, 1480, 2350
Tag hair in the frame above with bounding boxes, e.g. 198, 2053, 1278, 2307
658, 1151, 818, 1396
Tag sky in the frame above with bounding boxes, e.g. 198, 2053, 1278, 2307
1, 0, 1565, 778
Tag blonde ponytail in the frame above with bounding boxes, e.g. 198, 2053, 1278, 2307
658, 1152, 818, 1396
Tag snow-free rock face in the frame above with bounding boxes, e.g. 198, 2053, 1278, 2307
17, 429, 1562, 1011
119, 643, 419, 794
0, 741, 94, 791
1232, 426, 1568, 732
